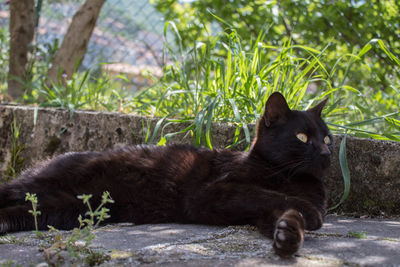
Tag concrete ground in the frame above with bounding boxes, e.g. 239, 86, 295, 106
0, 215, 399, 266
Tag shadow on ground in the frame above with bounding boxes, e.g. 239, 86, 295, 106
0, 215, 399, 266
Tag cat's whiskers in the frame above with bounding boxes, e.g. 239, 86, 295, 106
268, 155, 315, 179
261, 158, 306, 178
287, 158, 314, 178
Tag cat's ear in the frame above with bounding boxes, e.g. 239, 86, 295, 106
308, 98, 328, 117
263, 92, 290, 127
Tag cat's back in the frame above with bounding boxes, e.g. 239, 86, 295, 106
2, 144, 243, 208
103, 144, 246, 184
26, 144, 224, 186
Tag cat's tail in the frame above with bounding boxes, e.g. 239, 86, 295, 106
0, 183, 28, 209
0, 198, 85, 234
0, 188, 90, 234
0, 205, 35, 233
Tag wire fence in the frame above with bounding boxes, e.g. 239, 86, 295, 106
38, 0, 166, 70
0, 0, 166, 89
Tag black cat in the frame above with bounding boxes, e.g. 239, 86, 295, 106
0, 92, 332, 257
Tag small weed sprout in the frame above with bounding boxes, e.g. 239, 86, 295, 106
347, 231, 367, 239
25, 193, 41, 236
0, 234, 25, 245
41, 192, 113, 266
77, 191, 114, 228
4, 119, 25, 182
0, 260, 20, 267
65, 192, 114, 262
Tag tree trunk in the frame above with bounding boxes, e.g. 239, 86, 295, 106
8, 0, 35, 100
47, 0, 106, 84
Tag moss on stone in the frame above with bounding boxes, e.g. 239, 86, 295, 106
44, 135, 61, 155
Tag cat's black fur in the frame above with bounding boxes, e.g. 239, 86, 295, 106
0, 92, 332, 256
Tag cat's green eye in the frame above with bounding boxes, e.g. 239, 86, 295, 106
324, 136, 331, 144
296, 133, 308, 143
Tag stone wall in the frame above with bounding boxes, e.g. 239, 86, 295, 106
1, 104, 399, 215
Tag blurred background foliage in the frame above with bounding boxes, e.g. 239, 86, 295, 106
153, 0, 399, 90
0, 0, 399, 147
150, 0, 400, 142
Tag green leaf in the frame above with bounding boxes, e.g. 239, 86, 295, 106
357, 43, 372, 58
157, 136, 167, 146
228, 99, 241, 122
149, 117, 167, 144
328, 132, 351, 211
164, 21, 181, 42
33, 106, 38, 127
385, 117, 400, 130
204, 97, 219, 149
341, 85, 361, 94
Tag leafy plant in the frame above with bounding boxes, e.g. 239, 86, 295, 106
77, 191, 114, 230
42, 192, 114, 266
153, 0, 400, 92
23, 58, 136, 114
0, 234, 26, 245
3, 119, 25, 182
0, 259, 23, 267
25, 193, 41, 236
130, 24, 400, 148
0, 27, 9, 98
62, 192, 113, 265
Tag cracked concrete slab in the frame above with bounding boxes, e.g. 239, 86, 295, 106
0, 215, 399, 266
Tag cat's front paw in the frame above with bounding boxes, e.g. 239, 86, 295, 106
273, 209, 304, 257
287, 197, 323, 231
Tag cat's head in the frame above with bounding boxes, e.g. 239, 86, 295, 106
251, 92, 333, 178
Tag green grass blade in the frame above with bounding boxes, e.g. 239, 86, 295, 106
149, 117, 167, 144
33, 106, 38, 127
385, 117, 400, 130
328, 132, 351, 211
157, 124, 196, 146
204, 96, 219, 149
194, 108, 207, 147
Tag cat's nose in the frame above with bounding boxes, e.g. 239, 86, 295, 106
320, 145, 331, 156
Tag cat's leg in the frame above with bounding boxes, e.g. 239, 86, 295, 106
262, 197, 322, 257
184, 183, 287, 226
184, 183, 322, 256
185, 183, 322, 230
272, 209, 304, 257
286, 196, 323, 231
286, 176, 327, 228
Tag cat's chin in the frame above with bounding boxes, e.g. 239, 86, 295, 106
291, 163, 328, 179
306, 156, 331, 178
311, 167, 328, 179
320, 160, 331, 170
317, 157, 331, 172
